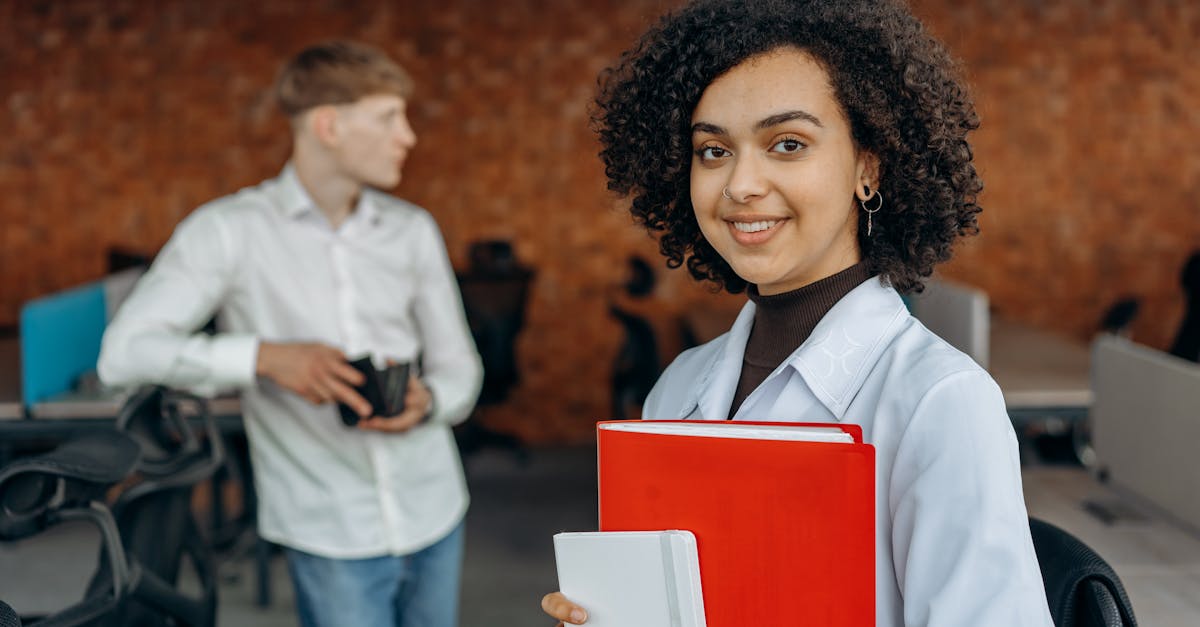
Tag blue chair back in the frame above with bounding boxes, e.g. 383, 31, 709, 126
19, 268, 143, 406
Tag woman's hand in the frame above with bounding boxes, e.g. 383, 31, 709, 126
541, 592, 588, 625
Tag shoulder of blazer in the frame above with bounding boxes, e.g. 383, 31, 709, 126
642, 334, 729, 420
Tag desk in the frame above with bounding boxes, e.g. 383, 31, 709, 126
3, 335, 242, 421
989, 318, 1092, 414
29, 390, 242, 420
989, 318, 1092, 464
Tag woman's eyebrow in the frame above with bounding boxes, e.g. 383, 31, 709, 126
758, 109, 823, 129
691, 110, 824, 136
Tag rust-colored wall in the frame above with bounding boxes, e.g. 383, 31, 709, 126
2, 1, 1197, 442
916, 0, 1200, 349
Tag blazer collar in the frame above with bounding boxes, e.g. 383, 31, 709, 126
688, 276, 909, 421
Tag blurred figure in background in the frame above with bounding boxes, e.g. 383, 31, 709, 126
99, 41, 482, 627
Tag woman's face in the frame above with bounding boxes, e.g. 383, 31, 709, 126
689, 47, 876, 295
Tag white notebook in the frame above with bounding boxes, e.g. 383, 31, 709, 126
553, 530, 707, 627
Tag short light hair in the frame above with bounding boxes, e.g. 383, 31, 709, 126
275, 40, 414, 118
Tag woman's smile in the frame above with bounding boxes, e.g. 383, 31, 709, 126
726, 216, 788, 245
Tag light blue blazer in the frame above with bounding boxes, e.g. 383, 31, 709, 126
644, 277, 1053, 626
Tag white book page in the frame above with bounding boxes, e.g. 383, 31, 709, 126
600, 421, 854, 443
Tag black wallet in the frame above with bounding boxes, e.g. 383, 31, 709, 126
337, 357, 409, 427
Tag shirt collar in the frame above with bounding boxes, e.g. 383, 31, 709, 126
686, 276, 908, 421
275, 164, 314, 219
273, 164, 382, 227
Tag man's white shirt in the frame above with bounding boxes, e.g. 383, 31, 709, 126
99, 166, 483, 558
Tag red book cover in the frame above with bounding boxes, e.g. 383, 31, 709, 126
597, 420, 875, 626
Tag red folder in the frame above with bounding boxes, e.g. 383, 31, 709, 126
597, 420, 875, 627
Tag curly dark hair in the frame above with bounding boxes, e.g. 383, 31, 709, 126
594, 0, 982, 294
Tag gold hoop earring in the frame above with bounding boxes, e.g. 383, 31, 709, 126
860, 189, 884, 236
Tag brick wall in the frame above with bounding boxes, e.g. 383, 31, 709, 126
917, 0, 1200, 350
2, 0, 1196, 442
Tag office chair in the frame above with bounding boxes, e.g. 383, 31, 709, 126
0, 600, 20, 627
607, 255, 687, 420
1098, 298, 1139, 337
1169, 250, 1200, 362
0, 388, 224, 627
85, 386, 223, 627
608, 305, 660, 420
455, 240, 533, 461
0, 431, 142, 626
1029, 517, 1137, 627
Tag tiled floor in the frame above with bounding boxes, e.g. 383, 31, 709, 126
3, 443, 1199, 626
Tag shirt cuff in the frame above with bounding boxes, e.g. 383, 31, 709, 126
208, 334, 260, 389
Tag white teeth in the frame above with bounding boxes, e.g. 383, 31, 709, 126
732, 220, 780, 233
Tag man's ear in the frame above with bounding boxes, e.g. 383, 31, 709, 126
304, 105, 340, 148
855, 151, 881, 200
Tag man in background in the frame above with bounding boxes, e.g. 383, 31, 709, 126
99, 40, 482, 627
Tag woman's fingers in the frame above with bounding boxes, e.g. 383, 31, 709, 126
541, 592, 587, 624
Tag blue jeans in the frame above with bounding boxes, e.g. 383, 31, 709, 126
284, 520, 465, 627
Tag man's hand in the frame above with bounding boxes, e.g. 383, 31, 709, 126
358, 375, 433, 433
256, 342, 371, 417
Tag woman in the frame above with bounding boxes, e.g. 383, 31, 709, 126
544, 0, 1052, 625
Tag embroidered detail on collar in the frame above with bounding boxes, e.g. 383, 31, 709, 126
809, 327, 867, 378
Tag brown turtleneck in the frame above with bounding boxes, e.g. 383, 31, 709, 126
727, 262, 874, 418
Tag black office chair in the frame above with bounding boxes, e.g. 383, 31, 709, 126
0, 600, 20, 627
608, 255, 684, 420
608, 305, 660, 420
1099, 298, 1140, 337
1029, 517, 1137, 627
0, 388, 224, 627
1169, 250, 1200, 362
0, 431, 142, 626
83, 386, 223, 627
455, 240, 533, 461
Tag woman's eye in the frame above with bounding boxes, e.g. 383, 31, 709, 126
771, 138, 807, 154
696, 145, 729, 160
